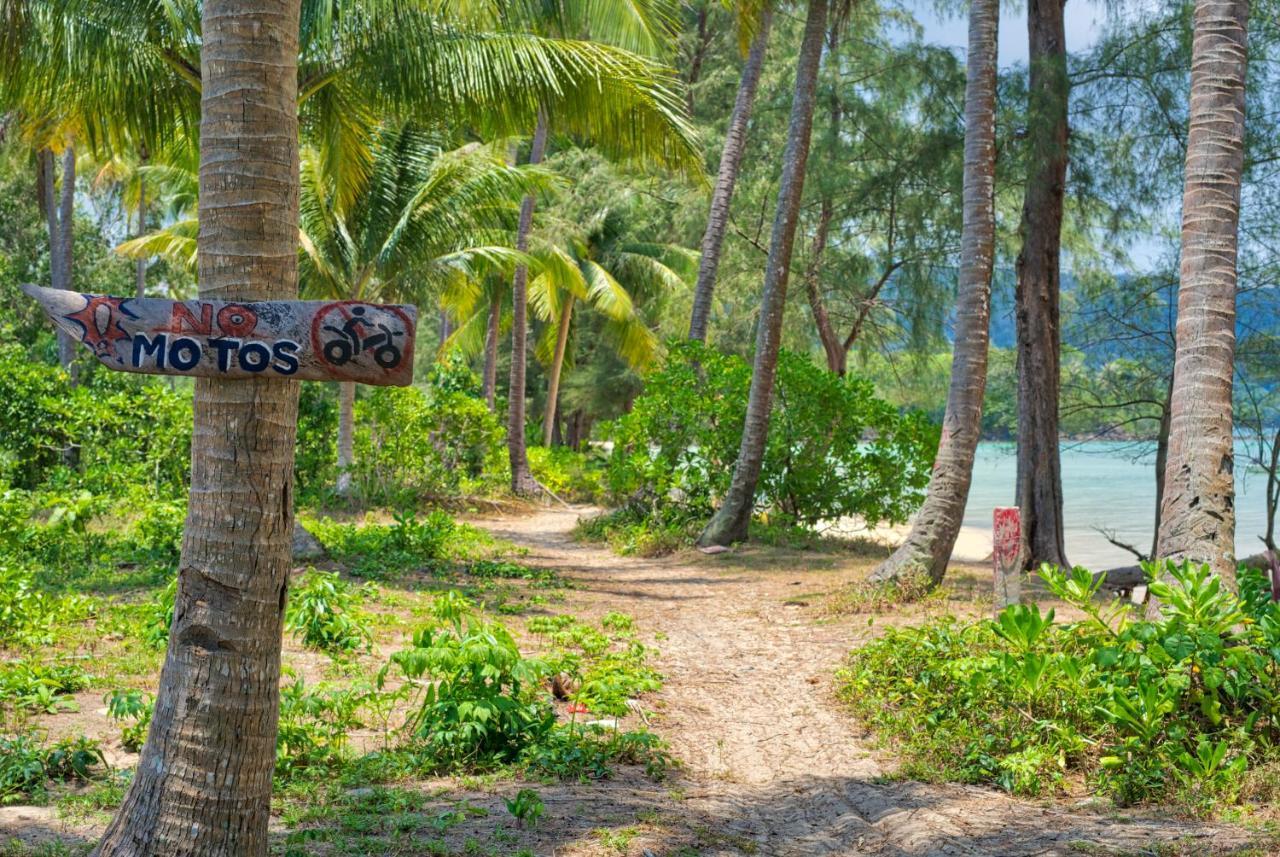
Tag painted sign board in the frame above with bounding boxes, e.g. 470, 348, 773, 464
993, 506, 1022, 612
23, 284, 416, 386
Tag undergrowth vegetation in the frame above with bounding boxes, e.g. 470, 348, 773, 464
578, 341, 937, 555
838, 561, 1280, 814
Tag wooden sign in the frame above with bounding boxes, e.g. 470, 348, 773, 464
23, 284, 416, 386
993, 506, 1022, 612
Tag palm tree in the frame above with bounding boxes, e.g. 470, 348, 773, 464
528, 208, 689, 445
497, 0, 691, 494
869, 0, 1000, 587
697, 0, 829, 547
121, 127, 547, 496
1154, 0, 1249, 589
1014, 0, 1070, 570
93, 1, 302, 853
687, 8, 772, 343
296, 128, 544, 496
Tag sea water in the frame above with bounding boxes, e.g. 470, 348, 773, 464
962, 441, 1275, 569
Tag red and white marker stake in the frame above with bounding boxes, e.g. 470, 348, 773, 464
993, 506, 1021, 614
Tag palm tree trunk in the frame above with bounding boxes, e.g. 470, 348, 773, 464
93, 1, 302, 854
697, 0, 827, 547
507, 112, 549, 495
543, 296, 575, 447
1151, 373, 1174, 561
40, 146, 77, 375
869, 0, 999, 587
482, 293, 501, 411
688, 12, 772, 343
336, 381, 356, 497
1014, 0, 1070, 571
1155, 0, 1248, 589
135, 149, 148, 299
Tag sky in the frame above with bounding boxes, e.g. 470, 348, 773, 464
904, 0, 1111, 68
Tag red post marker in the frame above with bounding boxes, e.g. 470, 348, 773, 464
993, 506, 1021, 613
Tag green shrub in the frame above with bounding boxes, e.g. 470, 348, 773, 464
353, 384, 504, 503
285, 569, 374, 655
276, 672, 374, 775
0, 733, 104, 805
0, 661, 90, 714
528, 447, 605, 503
387, 592, 555, 768
602, 341, 937, 532
838, 561, 1280, 811
104, 689, 153, 752
307, 510, 479, 578
0, 566, 95, 648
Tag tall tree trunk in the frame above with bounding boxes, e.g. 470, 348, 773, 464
1014, 0, 1070, 571
688, 12, 772, 343
507, 113, 549, 495
1155, 0, 1248, 590
686, 4, 711, 116
482, 294, 501, 411
336, 381, 355, 497
438, 308, 452, 350
870, 0, 999, 587
1151, 374, 1174, 560
543, 296, 574, 447
135, 147, 148, 299
803, 197, 844, 373
697, 0, 827, 547
93, 1, 302, 854
40, 146, 77, 375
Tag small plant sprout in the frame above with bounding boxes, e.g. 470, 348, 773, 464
504, 788, 545, 829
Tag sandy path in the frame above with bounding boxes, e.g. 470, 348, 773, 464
475, 507, 1267, 857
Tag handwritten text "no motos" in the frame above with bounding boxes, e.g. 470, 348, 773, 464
22, 284, 417, 387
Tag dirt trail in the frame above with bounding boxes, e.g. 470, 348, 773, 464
476, 507, 1267, 857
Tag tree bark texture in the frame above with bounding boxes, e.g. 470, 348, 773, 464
1156, 0, 1248, 587
869, 0, 999, 586
1014, 0, 1070, 571
336, 381, 355, 497
40, 146, 78, 373
543, 296, 574, 447
507, 113, 549, 495
93, 1, 302, 854
482, 294, 501, 411
697, 0, 827, 547
688, 12, 772, 343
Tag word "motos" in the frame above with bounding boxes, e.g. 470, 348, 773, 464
132, 334, 300, 375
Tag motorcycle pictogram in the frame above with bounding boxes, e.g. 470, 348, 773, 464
320, 306, 403, 369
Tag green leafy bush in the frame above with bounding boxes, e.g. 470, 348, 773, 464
602, 341, 937, 532
276, 672, 374, 775
528, 447, 605, 503
387, 592, 554, 768
837, 561, 1280, 811
285, 569, 374, 654
0, 661, 89, 714
353, 384, 504, 503
0, 346, 191, 498
0, 566, 95, 648
104, 689, 153, 752
307, 510, 483, 578
0, 733, 104, 805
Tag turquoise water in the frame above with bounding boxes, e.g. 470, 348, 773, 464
962, 441, 1274, 569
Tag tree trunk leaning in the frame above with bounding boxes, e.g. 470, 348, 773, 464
688, 12, 772, 343
697, 0, 827, 547
336, 381, 355, 497
543, 296, 574, 447
93, 1, 303, 854
869, 0, 999, 587
507, 112, 549, 495
1014, 0, 1070, 571
1155, 0, 1248, 590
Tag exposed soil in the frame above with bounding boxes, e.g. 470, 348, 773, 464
3, 505, 1273, 856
